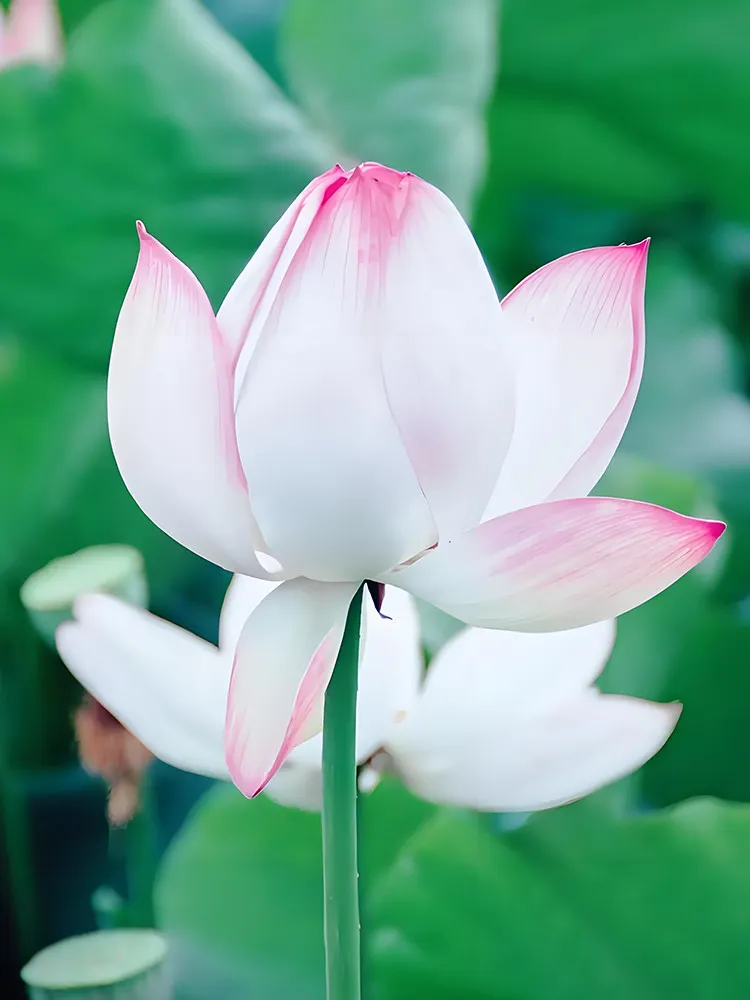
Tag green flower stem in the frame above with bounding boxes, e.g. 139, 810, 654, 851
322, 585, 364, 1000
124, 768, 158, 928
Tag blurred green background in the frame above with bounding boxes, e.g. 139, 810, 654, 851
3, 0, 750, 996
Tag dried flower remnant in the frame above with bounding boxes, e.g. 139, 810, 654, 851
74, 694, 153, 826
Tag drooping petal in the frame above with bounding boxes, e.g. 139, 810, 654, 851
1, 0, 63, 69
406, 619, 616, 715
255, 585, 423, 807
375, 173, 514, 537
226, 578, 358, 797
485, 243, 647, 519
390, 684, 678, 811
387, 497, 725, 630
237, 165, 463, 581
386, 620, 678, 810
56, 595, 228, 778
218, 575, 277, 653
109, 225, 278, 579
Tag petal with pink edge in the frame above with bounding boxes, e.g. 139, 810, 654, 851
226, 578, 358, 798
56, 594, 229, 778
1, 0, 63, 68
376, 174, 514, 537
485, 243, 647, 519
235, 165, 448, 582
218, 166, 348, 394
108, 225, 279, 579
261, 585, 423, 795
387, 497, 725, 630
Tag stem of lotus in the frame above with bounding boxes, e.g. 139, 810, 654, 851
322, 585, 364, 1000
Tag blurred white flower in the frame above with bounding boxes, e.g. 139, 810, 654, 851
0, 0, 62, 70
57, 580, 678, 813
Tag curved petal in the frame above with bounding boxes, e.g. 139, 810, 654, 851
226, 578, 358, 797
1, 0, 63, 68
376, 174, 513, 537
389, 668, 679, 811
388, 497, 725, 630
109, 226, 280, 579
55, 594, 228, 778
235, 165, 449, 581
411, 620, 616, 716
485, 243, 647, 519
217, 166, 348, 394
218, 575, 277, 653
254, 584, 423, 798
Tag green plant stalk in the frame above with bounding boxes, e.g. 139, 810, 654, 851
322, 586, 364, 1000
124, 768, 158, 928
0, 668, 37, 957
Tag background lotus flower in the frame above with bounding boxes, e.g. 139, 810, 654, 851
109, 161, 724, 797
56, 575, 420, 804
56, 582, 678, 813
0, 0, 62, 69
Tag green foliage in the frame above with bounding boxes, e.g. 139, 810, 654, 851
4, 0, 750, 992
370, 799, 750, 999
157, 780, 435, 1000
281, 0, 497, 215
484, 0, 750, 216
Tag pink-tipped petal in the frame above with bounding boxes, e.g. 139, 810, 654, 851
56, 594, 229, 778
235, 165, 441, 582
376, 176, 514, 537
218, 166, 348, 393
386, 620, 678, 811
108, 225, 280, 579
252, 585, 423, 808
387, 497, 725, 630
225, 578, 358, 797
485, 243, 648, 519
1, 0, 62, 68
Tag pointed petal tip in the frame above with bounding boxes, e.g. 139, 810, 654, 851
707, 519, 727, 542
224, 751, 272, 799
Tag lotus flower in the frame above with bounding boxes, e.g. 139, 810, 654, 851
56, 580, 679, 812
0, 0, 62, 69
108, 161, 723, 797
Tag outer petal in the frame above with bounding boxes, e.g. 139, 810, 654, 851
376, 173, 514, 537
387, 497, 725, 630
226, 578, 358, 797
236, 165, 456, 581
485, 243, 647, 519
56, 594, 228, 778
386, 622, 679, 811
1, 0, 63, 68
108, 226, 278, 579
258, 585, 423, 807
217, 165, 348, 393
